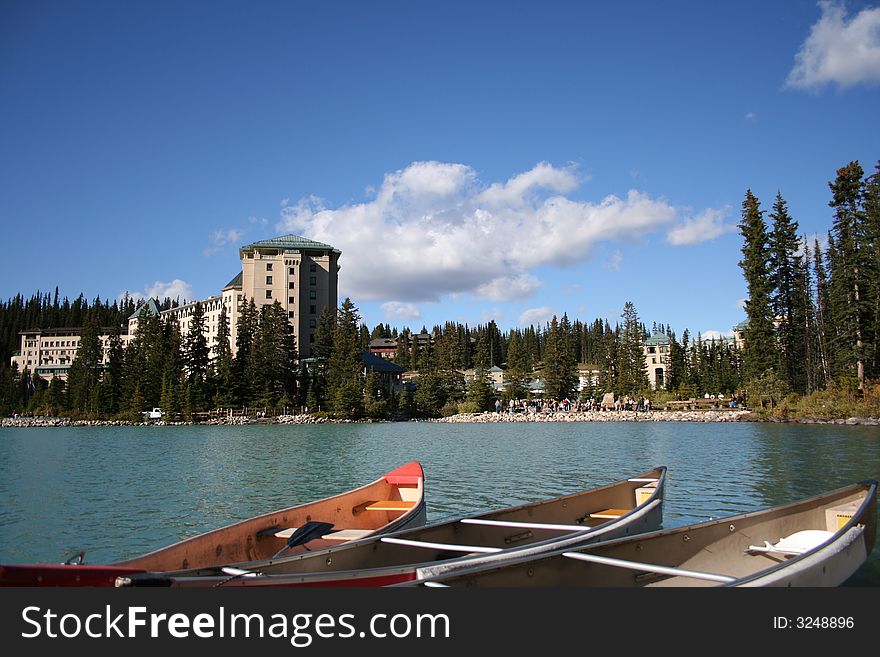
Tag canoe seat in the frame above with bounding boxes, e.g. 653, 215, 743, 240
365, 500, 417, 512
269, 527, 373, 541
589, 508, 628, 520
322, 529, 373, 541
747, 530, 835, 557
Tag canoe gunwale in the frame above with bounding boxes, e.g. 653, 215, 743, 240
119, 467, 667, 587
409, 479, 877, 588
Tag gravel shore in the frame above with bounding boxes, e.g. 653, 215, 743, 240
4, 410, 879, 428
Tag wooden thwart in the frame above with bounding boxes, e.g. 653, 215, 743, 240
365, 500, 417, 512
589, 508, 628, 519
268, 527, 372, 541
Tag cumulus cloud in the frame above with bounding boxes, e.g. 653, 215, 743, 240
119, 279, 195, 305
146, 279, 194, 302
786, 1, 880, 91
475, 274, 542, 301
518, 306, 555, 326
278, 161, 701, 303
381, 301, 422, 322
204, 227, 246, 256
603, 250, 623, 271
666, 208, 736, 246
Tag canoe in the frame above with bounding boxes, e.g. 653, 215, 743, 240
406, 479, 877, 587
116, 466, 666, 587
0, 461, 426, 587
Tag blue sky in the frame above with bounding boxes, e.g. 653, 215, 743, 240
2, 0, 879, 339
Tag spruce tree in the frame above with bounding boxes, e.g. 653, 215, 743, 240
66, 315, 103, 416
828, 161, 871, 392
618, 301, 648, 394
327, 298, 363, 418
813, 237, 832, 385
768, 193, 807, 393
738, 190, 777, 383
211, 304, 234, 408
542, 315, 578, 401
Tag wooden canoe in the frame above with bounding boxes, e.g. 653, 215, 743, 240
116, 466, 666, 587
407, 479, 877, 587
0, 461, 426, 587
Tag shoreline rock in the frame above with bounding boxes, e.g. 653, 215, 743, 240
433, 410, 753, 423
3, 411, 878, 429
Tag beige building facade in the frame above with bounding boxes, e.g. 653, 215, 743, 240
12, 234, 340, 379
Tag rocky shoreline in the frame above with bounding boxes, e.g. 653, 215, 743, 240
3, 410, 879, 428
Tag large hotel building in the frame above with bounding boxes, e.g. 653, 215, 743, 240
12, 235, 340, 380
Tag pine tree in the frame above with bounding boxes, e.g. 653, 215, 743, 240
738, 190, 777, 382
813, 237, 832, 385
542, 315, 578, 401
666, 330, 686, 392
211, 304, 234, 408
327, 298, 363, 418
66, 315, 103, 416
233, 298, 257, 407
102, 326, 125, 416
827, 161, 871, 392
863, 161, 880, 378
183, 302, 210, 382
618, 301, 648, 394
768, 193, 807, 393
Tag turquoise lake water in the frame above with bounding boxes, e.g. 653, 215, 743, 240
0, 421, 878, 584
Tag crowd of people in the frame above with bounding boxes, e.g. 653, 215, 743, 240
494, 395, 655, 415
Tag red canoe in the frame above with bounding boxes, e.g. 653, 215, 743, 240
0, 461, 426, 586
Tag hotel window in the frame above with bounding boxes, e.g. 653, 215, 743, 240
309, 319, 316, 328
288, 297, 295, 304
310, 263, 316, 272
265, 290, 272, 299
310, 305, 316, 314
266, 275, 273, 285
288, 311, 295, 318
288, 282, 294, 289
266, 263, 273, 271
289, 267, 295, 276
309, 276, 316, 286
309, 333, 315, 343
309, 290, 316, 300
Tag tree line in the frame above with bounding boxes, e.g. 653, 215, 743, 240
738, 160, 880, 408
1, 287, 742, 419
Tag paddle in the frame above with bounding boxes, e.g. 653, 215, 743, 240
271, 521, 334, 558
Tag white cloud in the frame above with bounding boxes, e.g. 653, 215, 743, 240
736, 299, 747, 311
745, 111, 757, 121
475, 274, 542, 301
145, 279, 194, 302
381, 301, 421, 322
204, 227, 246, 256
603, 250, 623, 271
786, 1, 880, 91
278, 161, 703, 303
518, 306, 555, 326
666, 208, 736, 246
118, 279, 194, 304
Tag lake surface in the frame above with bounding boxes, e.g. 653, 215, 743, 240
1, 421, 878, 584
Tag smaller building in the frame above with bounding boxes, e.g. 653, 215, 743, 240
643, 332, 671, 390
360, 352, 407, 393
11, 326, 133, 381
368, 338, 398, 359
